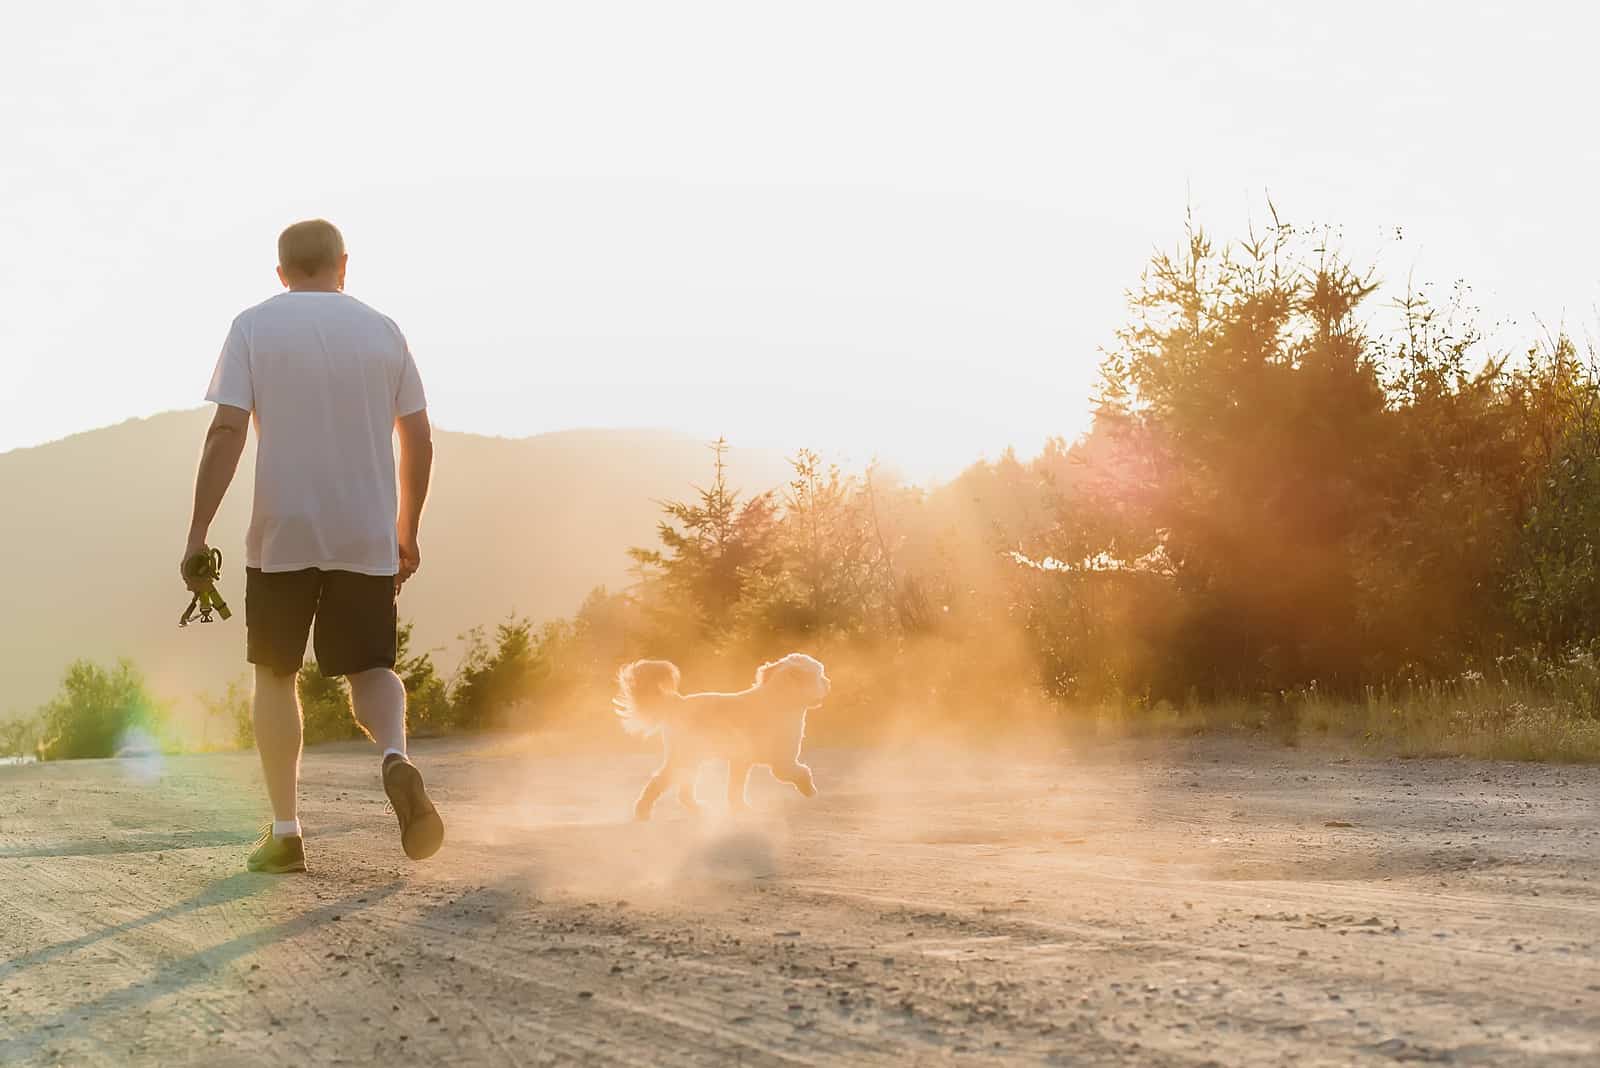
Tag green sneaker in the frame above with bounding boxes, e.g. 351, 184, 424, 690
246, 825, 307, 874
383, 754, 444, 861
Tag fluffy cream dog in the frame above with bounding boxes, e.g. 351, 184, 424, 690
614, 654, 830, 820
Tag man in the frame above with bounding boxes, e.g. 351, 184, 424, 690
182, 218, 444, 873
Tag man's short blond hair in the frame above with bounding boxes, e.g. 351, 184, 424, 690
278, 219, 345, 277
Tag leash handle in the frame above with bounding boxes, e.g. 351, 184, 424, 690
179, 548, 232, 627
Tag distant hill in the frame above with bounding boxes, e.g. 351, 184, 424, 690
0, 410, 792, 716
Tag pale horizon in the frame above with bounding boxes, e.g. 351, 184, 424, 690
6, 2, 1600, 482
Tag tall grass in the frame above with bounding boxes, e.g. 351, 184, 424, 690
1092, 645, 1600, 763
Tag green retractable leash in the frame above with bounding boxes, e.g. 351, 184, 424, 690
179, 547, 233, 627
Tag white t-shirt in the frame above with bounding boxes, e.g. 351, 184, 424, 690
205, 291, 426, 576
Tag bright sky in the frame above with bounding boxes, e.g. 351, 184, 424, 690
3, 1, 1596, 481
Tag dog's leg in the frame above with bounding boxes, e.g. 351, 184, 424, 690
677, 781, 701, 815
770, 761, 818, 798
634, 766, 673, 821
727, 762, 752, 813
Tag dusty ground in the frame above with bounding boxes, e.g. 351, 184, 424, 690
4, 735, 1600, 1066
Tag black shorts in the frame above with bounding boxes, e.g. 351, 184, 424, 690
245, 568, 397, 677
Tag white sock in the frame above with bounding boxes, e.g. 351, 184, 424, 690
272, 819, 302, 839
382, 747, 406, 762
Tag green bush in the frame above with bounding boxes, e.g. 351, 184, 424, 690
397, 621, 452, 736
450, 616, 542, 730
298, 664, 361, 745
0, 715, 41, 759
199, 678, 254, 750
38, 660, 169, 760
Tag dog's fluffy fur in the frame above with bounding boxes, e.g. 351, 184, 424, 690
613, 653, 830, 820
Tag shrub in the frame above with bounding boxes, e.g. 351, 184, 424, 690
397, 621, 451, 736
37, 660, 170, 760
0, 715, 41, 759
450, 616, 543, 730
298, 664, 361, 745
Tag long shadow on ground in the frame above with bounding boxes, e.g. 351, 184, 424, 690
0, 829, 259, 860
0, 880, 403, 1063
0, 871, 269, 983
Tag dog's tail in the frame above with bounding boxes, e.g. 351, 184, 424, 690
613, 659, 683, 737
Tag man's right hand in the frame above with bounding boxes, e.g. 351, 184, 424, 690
397, 534, 421, 594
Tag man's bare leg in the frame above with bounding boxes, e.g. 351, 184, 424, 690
348, 667, 407, 756
351, 666, 444, 860
253, 665, 303, 826
247, 665, 309, 872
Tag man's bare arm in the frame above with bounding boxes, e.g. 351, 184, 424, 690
182, 405, 250, 585
395, 408, 433, 589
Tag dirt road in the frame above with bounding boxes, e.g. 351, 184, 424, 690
4, 735, 1600, 1066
